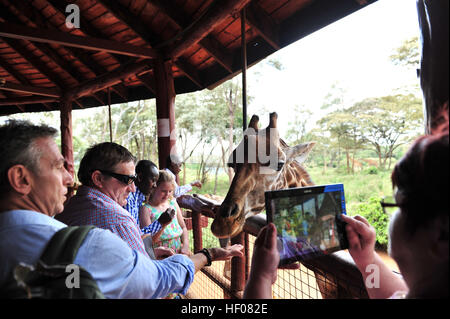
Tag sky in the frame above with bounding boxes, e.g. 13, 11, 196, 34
245, 0, 422, 134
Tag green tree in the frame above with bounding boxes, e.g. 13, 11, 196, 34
389, 36, 420, 69
350, 94, 423, 169
285, 104, 312, 145
318, 109, 366, 173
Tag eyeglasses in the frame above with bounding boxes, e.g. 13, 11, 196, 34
98, 170, 137, 185
380, 197, 400, 215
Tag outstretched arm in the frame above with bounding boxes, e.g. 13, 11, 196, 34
189, 245, 244, 273
340, 214, 408, 298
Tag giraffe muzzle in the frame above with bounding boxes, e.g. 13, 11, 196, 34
211, 203, 245, 238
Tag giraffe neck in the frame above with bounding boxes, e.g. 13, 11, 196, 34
244, 162, 314, 219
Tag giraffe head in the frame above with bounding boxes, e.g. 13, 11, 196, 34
211, 112, 316, 238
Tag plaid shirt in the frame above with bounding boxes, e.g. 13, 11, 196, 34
125, 188, 162, 235
57, 185, 149, 258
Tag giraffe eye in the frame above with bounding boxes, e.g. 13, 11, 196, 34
277, 161, 285, 171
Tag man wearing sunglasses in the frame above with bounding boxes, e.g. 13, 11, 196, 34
1, 121, 243, 299
57, 142, 150, 257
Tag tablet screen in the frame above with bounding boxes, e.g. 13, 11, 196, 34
265, 184, 348, 265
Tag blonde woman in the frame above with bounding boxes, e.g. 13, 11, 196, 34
140, 170, 190, 256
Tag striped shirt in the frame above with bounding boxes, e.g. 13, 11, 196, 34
125, 188, 162, 235
57, 185, 149, 258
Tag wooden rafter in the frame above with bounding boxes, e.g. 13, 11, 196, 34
0, 1, 108, 105
150, 0, 234, 73
97, 0, 203, 88
44, 0, 129, 101
0, 81, 61, 97
64, 60, 151, 100
167, 0, 253, 59
1, 37, 64, 89
0, 95, 57, 106
0, 22, 158, 59
246, 2, 280, 50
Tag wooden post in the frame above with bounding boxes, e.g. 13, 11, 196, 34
60, 96, 75, 198
154, 58, 176, 169
229, 8, 249, 296
241, 8, 248, 131
231, 232, 246, 293
192, 210, 203, 252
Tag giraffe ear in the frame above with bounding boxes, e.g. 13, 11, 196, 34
268, 112, 278, 128
285, 141, 316, 164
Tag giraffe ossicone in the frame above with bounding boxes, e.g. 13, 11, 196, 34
211, 112, 316, 239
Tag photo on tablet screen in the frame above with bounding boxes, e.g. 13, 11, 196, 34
265, 184, 349, 265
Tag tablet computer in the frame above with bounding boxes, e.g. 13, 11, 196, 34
265, 183, 349, 265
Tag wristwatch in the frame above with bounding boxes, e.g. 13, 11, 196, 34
197, 248, 212, 266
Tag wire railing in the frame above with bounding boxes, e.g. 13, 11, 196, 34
183, 203, 369, 299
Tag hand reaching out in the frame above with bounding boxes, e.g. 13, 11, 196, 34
209, 244, 244, 261
190, 180, 202, 188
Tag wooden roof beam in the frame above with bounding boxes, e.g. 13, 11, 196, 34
0, 3, 88, 86
167, 0, 252, 59
0, 22, 158, 59
245, 2, 281, 50
0, 55, 31, 85
98, 0, 203, 88
150, 0, 234, 73
6, 0, 128, 102
1, 37, 64, 89
0, 81, 61, 97
0, 96, 58, 106
65, 60, 151, 100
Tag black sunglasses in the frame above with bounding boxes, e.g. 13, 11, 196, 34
98, 170, 137, 185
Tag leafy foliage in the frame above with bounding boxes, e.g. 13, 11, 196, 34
352, 196, 390, 248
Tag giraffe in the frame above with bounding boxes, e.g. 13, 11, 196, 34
211, 112, 315, 239
211, 112, 354, 299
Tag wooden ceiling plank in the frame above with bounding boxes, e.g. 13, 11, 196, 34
46, 0, 131, 66
0, 81, 61, 97
0, 95, 58, 106
150, 0, 233, 73
175, 56, 203, 88
9, 0, 128, 103
137, 73, 156, 94
246, 2, 281, 50
65, 60, 151, 100
168, 0, 253, 58
0, 2, 81, 86
98, 0, 202, 88
1, 37, 63, 88
0, 22, 157, 58
0, 54, 31, 85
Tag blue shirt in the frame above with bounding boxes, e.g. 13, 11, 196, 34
0, 210, 195, 299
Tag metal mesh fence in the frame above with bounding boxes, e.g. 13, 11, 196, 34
185, 216, 324, 299
246, 233, 322, 299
